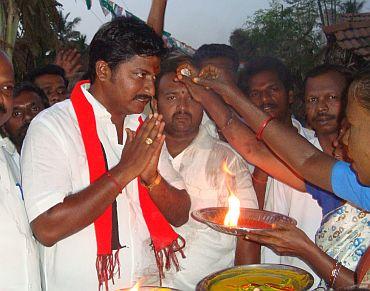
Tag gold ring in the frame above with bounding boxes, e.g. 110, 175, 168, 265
145, 137, 153, 145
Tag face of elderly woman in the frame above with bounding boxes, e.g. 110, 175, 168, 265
343, 94, 370, 186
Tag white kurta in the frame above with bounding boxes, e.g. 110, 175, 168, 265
0, 135, 41, 291
158, 125, 258, 291
261, 118, 323, 288
21, 83, 158, 291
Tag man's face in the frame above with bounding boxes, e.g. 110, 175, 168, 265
156, 72, 203, 138
200, 57, 237, 82
34, 74, 67, 106
305, 71, 345, 135
101, 55, 160, 116
4, 90, 45, 149
343, 96, 370, 186
246, 70, 293, 124
0, 53, 14, 126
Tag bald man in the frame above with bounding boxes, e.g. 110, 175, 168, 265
0, 50, 41, 290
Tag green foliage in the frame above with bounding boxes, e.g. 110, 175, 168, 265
339, 0, 366, 13
0, 1, 88, 80
230, 0, 324, 80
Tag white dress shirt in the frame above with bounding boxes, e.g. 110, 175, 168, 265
158, 125, 258, 291
261, 118, 323, 288
21, 83, 158, 290
0, 135, 41, 291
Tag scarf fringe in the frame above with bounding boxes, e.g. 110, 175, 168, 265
96, 249, 121, 291
154, 236, 186, 285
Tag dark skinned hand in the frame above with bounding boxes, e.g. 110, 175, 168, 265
191, 64, 240, 104
54, 48, 82, 80
245, 222, 314, 257
119, 113, 165, 183
175, 66, 219, 104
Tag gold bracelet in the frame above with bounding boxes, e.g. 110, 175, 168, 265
329, 260, 342, 288
142, 173, 162, 191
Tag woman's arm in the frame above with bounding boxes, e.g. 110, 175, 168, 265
177, 73, 306, 192
147, 0, 167, 36
191, 66, 335, 192
246, 223, 355, 288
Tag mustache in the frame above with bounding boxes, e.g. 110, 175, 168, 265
134, 94, 153, 101
173, 111, 192, 119
314, 113, 335, 120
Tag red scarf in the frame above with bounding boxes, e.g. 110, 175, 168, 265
71, 81, 185, 290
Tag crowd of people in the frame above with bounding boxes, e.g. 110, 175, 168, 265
0, 0, 369, 290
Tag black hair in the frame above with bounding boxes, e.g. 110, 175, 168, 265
349, 71, 370, 111
193, 44, 239, 73
26, 64, 68, 88
88, 16, 167, 83
238, 56, 293, 95
13, 81, 49, 108
304, 64, 353, 98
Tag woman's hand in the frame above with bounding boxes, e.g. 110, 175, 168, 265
245, 222, 314, 257
191, 64, 239, 104
176, 62, 199, 79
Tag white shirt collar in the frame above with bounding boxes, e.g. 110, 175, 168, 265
0, 135, 17, 156
81, 82, 111, 119
171, 124, 212, 163
80, 82, 144, 130
291, 116, 316, 141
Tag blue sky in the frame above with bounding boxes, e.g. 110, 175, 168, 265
58, 0, 370, 49
58, 0, 271, 48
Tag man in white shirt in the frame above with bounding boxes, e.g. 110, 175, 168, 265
151, 56, 259, 290
21, 17, 190, 291
0, 50, 41, 290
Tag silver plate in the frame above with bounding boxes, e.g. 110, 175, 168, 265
191, 207, 297, 236
196, 264, 314, 291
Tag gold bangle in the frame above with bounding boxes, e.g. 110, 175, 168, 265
143, 173, 162, 191
329, 260, 342, 288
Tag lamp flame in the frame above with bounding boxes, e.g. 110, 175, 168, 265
224, 192, 240, 226
222, 161, 240, 227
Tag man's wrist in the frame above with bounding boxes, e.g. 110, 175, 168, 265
141, 172, 162, 191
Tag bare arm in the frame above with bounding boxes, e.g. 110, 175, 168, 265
252, 168, 269, 209
146, 178, 190, 227
147, 0, 167, 36
235, 237, 260, 265
246, 223, 354, 288
31, 163, 134, 247
221, 85, 334, 192
177, 74, 306, 192
191, 66, 335, 192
